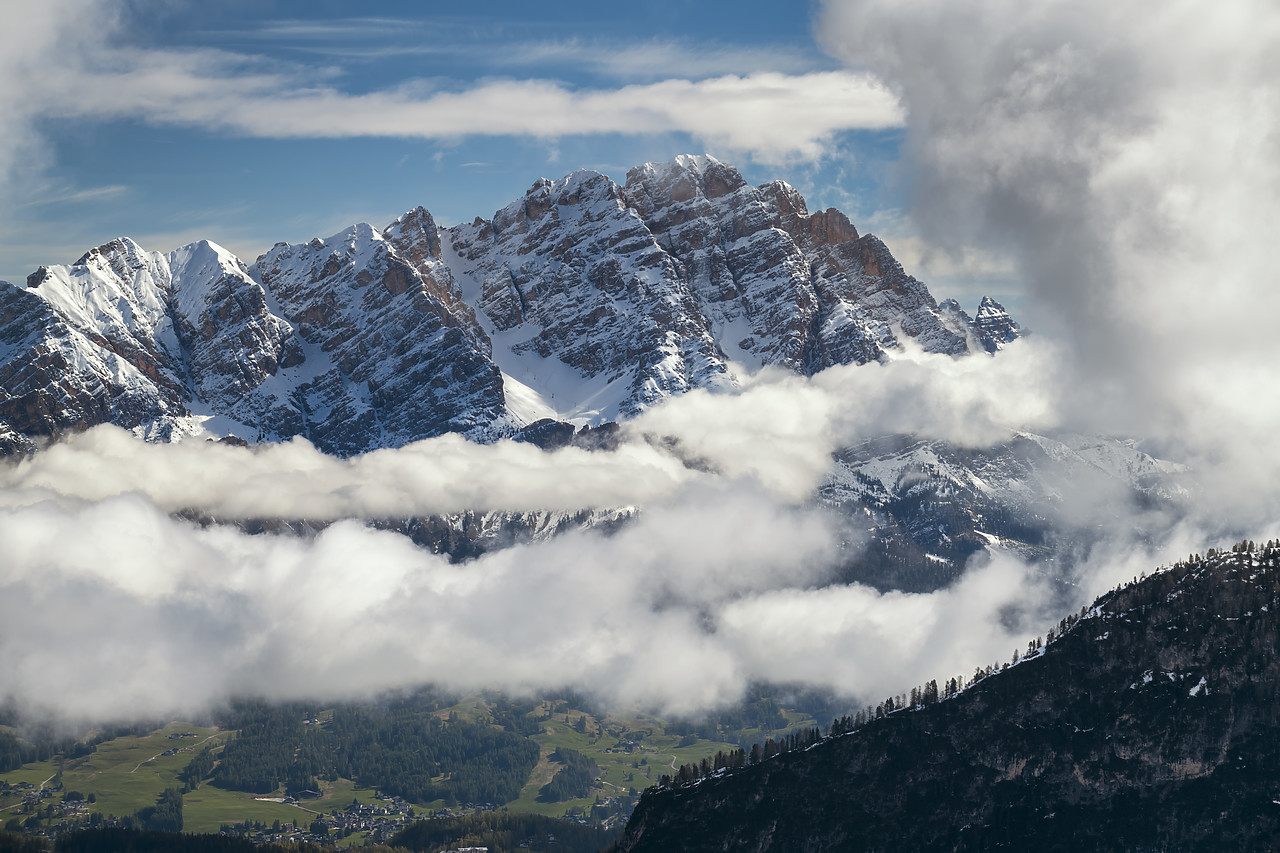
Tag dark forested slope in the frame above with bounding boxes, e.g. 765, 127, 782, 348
617, 542, 1280, 852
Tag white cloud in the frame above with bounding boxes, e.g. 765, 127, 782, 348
0, 4, 902, 195
0, 428, 699, 519
817, 0, 1280, 485
0, 341, 1058, 518
40, 59, 901, 163
0, 484, 844, 721
718, 549, 1055, 693
0, 346, 1080, 723
631, 338, 1060, 500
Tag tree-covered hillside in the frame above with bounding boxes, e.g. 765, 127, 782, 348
618, 542, 1280, 851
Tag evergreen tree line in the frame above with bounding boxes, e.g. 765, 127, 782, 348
655, 604, 1103, 789
537, 747, 599, 802
659, 745, 751, 787
129, 788, 183, 833
654, 539, 1280, 793
0, 733, 35, 775
208, 695, 538, 805
0, 828, 49, 853
391, 810, 620, 853
0, 722, 154, 775
179, 747, 216, 793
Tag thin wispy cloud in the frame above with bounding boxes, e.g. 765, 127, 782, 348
33, 52, 901, 163
495, 38, 824, 79
208, 17, 821, 78
0, 4, 898, 196
228, 17, 426, 39
19, 184, 129, 207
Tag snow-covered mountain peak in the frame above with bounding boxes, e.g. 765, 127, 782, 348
625, 154, 748, 207
1, 155, 1023, 456
167, 240, 259, 323
167, 240, 252, 298
26, 237, 172, 339
489, 169, 627, 239
71, 236, 154, 280
331, 221, 386, 256
383, 206, 443, 263
973, 296, 1021, 351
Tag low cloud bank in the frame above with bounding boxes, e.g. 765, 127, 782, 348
1, 336, 1252, 726
0, 484, 844, 721
0, 339, 1059, 517
0, 341, 1074, 723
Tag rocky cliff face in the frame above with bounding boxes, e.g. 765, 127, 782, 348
624, 155, 971, 374
617, 544, 1280, 852
823, 431, 1188, 592
164, 240, 308, 441
2, 239, 204, 441
941, 294, 1022, 353
255, 221, 508, 454
0, 155, 1013, 455
446, 169, 733, 422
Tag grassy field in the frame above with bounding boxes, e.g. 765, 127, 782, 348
501, 703, 743, 818
0, 697, 818, 837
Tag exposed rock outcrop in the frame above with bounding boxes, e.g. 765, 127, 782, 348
0, 155, 1017, 455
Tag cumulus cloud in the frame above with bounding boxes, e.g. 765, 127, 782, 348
817, 0, 1280, 498
0, 330, 1249, 726
632, 338, 1060, 499
0, 428, 699, 519
0, 343, 1075, 723
717, 549, 1056, 693
0, 460, 1084, 725
0, 339, 1057, 517
0, 484, 845, 721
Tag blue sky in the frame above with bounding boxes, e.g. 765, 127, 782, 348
0, 0, 1013, 307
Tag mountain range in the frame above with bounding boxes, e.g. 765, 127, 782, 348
0, 155, 1196, 592
0, 156, 1252, 853
0, 155, 1019, 457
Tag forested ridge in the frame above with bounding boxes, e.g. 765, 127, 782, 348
619, 541, 1280, 852
537, 748, 599, 803
392, 812, 619, 853
210, 693, 540, 805
0, 723, 157, 775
